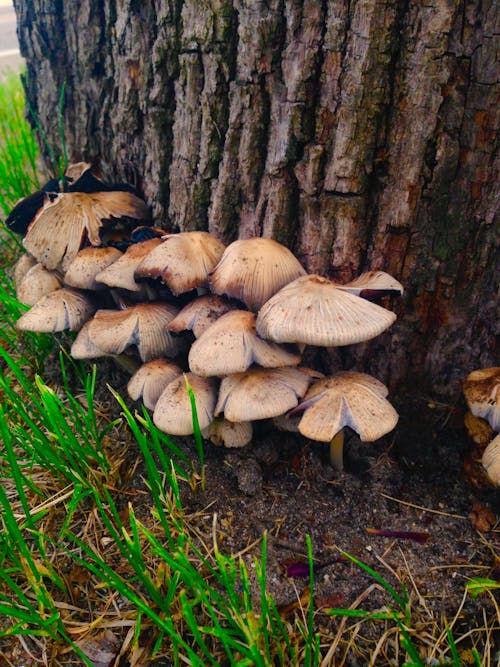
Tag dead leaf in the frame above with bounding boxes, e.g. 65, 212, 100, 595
77, 630, 121, 667
469, 503, 497, 532
277, 586, 311, 619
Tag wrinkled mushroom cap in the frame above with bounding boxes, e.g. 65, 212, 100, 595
16, 287, 96, 332
153, 373, 218, 435
95, 237, 162, 291
189, 310, 301, 377
135, 231, 225, 295
64, 246, 123, 290
167, 295, 236, 338
482, 434, 500, 486
335, 271, 404, 296
210, 237, 306, 311
256, 275, 397, 346
296, 371, 398, 443
127, 358, 183, 410
17, 263, 62, 306
202, 417, 253, 448
463, 368, 500, 431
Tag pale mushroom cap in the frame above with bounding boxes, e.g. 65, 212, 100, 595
16, 288, 96, 332
70, 320, 109, 359
335, 271, 404, 296
95, 237, 162, 291
14, 253, 37, 290
297, 371, 398, 443
64, 246, 123, 290
153, 373, 218, 435
127, 358, 183, 411
482, 434, 500, 486
167, 295, 236, 338
135, 231, 225, 295
210, 237, 307, 311
463, 368, 500, 431
17, 263, 62, 306
202, 417, 253, 448
215, 367, 312, 422
189, 310, 301, 377
256, 274, 397, 347
23, 191, 149, 271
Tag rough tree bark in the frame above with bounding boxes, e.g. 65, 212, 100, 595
13, 0, 498, 398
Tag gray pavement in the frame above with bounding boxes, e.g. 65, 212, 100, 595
0, 3, 24, 77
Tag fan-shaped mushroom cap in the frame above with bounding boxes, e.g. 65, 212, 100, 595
127, 359, 183, 411
14, 253, 37, 290
167, 295, 236, 338
335, 271, 404, 296
153, 373, 218, 435
23, 191, 150, 271
482, 434, 500, 486
72, 302, 182, 362
189, 310, 301, 377
203, 417, 253, 448
135, 231, 225, 295
16, 288, 96, 332
463, 368, 500, 431
215, 367, 312, 422
95, 237, 162, 291
256, 275, 397, 347
16, 263, 62, 306
210, 237, 306, 311
64, 246, 123, 290
70, 320, 108, 359
296, 371, 398, 443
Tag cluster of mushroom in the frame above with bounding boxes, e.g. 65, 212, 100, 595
10, 163, 403, 471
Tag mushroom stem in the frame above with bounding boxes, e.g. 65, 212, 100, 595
329, 430, 345, 471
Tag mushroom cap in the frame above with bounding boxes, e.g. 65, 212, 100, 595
95, 237, 162, 291
296, 371, 398, 443
215, 366, 313, 422
16, 288, 96, 333
16, 263, 62, 306
64, 246, 123, 290
153, 373, 218, 435
463, 368, 500, 431
256, 274, 397, 347
167, 295, 236, 338
482, 434, 500, 486
209, 237, 307, 311
189, 310, 301, 377
135, 231, 225, 295
14, 253, 37, 290
23, 191, 150, 271
74, 302, 182, 362
127, 358, 183, 411
335, 271, 404, 296
70, 320, 109, 359
202, 417, 253, 448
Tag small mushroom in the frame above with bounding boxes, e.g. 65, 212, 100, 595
64, 246, 123, 290
188, 310, 301, 377
482, 434, 500, 486
167, 295, 236, 338
335, 271, 404, 297
127, 359, 183, 410
463, 368, 500, 431
13, 253, 37, 289
153, 373, 218, 435
16, 288, 96, 332
95, 237, 163, 292
202, 417, 253, 448
209, 237, 306, 311
16, 263, 62, 305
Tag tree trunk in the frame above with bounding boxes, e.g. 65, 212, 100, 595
13, 0, 498, 398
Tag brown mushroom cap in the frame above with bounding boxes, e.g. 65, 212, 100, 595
215, 367, 312, 422
16, 288, 96, 332
463, 368, 500, 431
135, 231, 225, 295
16, 263, 62, 306
335, 271, 404, 296
209, 237, 307, 311
95, 237, 162, 291
202, 417, 253, 448
153, 372, 218, 435
256, 274, 397, 347
482, 434, 500, 486
64, 246, 123, 290
296, 371, 398, 443
167, 295, 236, 338
23, 191, 150, 271
127, 359, 183, 410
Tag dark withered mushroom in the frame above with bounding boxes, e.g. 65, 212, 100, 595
463, 367, 500, 432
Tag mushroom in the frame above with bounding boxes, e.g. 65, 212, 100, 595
16, 288, 96, 333
209, 237, 306, 311
463, 368, 500, 431
13, 253, 37, 289
188, 310, 301, 377
256, 274, 397, 346
64, 246, 123, 290
294, 371, 399, 471
334, 271, 404, 297
127, 359, 183, 411
95, 237, 163, 292
202, 418, 253, 448
166, 295, 236, 338
16, 263, 62, 306
153, 373, 218, 435
135, 231, 225, 295
482, 434, 500, 486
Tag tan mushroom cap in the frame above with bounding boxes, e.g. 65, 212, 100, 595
189, 310, 301, 377
64, 246, 123, 290
215, 366, 312, 422
70, 319, 108, 359
64, 161, 92, 182
463, 367, 500, 431
256, 274, 397, 347
202, 417, 253, 448
72, 302, 182, 362
127, 358, 182, 411
14, 253, 37, 290
209, 237, 307, 311
153, 372, 218, 435
482, 434, 500, 486
135, 231, 225, 295
335, 271, 404, 296
17, 263, 62, 306
16, 287, 96, 332
95, 237, 162, 291
167, 295, 236, 338
296, 371, 398, 443
23, 191, 149, 271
